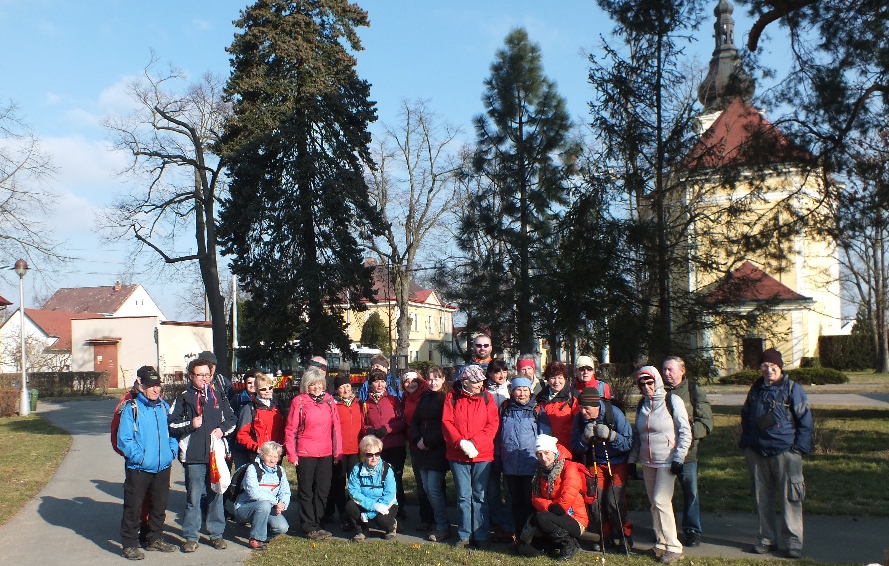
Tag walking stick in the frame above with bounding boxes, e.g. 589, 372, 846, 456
601, 441, 630, 557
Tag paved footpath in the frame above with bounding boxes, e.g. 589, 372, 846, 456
0, 398, 886, 566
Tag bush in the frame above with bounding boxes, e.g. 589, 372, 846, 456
800, 357, 821, 368
0, 371, 109, 397
819, 334, 874, 370
719, 367, 848, 386
0, 389, 20, 417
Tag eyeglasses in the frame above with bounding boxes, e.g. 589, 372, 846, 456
257, 387, 273, 392
193, 373, 212, 378
639, 380, 655, 386
474, 343, 491, 348
578, 366, 594, 372
365, 452, 381, 458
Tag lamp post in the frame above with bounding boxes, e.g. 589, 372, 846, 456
15, 259, 29, 416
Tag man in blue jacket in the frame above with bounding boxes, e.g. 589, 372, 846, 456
117, 366, 178, 560
740, 348, 814, 559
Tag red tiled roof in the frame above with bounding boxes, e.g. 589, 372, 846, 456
680, 98, 812, 170
25, 308, 104, 351
701, 261, 810, 305
0, 294, 11, 307
41, 284, 138, 314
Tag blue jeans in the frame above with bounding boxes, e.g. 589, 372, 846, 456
183, 463, 225, 541
449, 460, 491, 542
420, 468, 449, 530
678, 461, 701, 534
235, 500, 289, 541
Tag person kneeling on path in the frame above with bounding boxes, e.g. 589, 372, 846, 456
233, 441, 291, 550
517, 434, 588, 561
346, 435, 399, 541
117, 366, 179, 560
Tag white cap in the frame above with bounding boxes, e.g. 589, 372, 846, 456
535, 433, 559, 455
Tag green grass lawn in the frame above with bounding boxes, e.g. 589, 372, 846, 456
0, 414, 71, 526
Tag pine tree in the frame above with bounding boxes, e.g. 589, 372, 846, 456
218, 0, 383, 360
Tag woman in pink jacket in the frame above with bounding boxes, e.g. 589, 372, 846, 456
284, 367, 343, 540
442, 364, 500, 549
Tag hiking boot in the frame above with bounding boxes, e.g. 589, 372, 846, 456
455, 538, 471, 548
306, 530, 331, 540
144, 539, 177, 552
209, 537, 227, 550
384, 530, 397, 540
352, 531, 367, 542
659, 551, 683, 564
752, 542, 778, 554
556, 535, 580, 561
516, 541, 542, 557
653, 547, 667, 559
181, 540, 199, 553
122, 547, 145, 560
685, 531, 701, 547
786, 548, 802, 559
428, 528, 451, 542
248, 538, 267, 550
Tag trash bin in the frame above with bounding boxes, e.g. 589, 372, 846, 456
29, 389, 38, 412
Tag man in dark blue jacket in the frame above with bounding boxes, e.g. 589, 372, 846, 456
740, 348, 814, 559
169, 358, 236, 553
117, 366, 178, 560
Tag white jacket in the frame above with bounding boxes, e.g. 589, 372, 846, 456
632, 366, 691, 467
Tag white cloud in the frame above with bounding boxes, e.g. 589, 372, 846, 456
40, 134, 129, 194
97, 75, 142, 116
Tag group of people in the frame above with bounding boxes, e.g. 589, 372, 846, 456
114, 341, 814, 563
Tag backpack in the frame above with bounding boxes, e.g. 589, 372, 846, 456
636, 380, 698, 421
111, 395, 138, 456
569, 460, 598, 505
451, 389, 491, 407
225, 461, 283, 505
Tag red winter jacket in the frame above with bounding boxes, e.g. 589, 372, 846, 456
441, 387, 499, 462
236, 401, 285, 454
531, 444, 589, 531
335, 396, 362, 456
537, 387, 579, 450
361, 393, 407, 450
284, 393, 343, 463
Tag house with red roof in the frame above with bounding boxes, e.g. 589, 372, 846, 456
666, 0, 842, 372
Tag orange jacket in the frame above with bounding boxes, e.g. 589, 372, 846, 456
531, 445, 588, 531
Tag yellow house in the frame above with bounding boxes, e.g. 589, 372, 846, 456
669, 0, 842, 372
340, 263, 457, 365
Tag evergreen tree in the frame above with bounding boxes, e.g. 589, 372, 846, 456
360, 311, 390, 354
218, 0, 383, 360
459, 28, 580, 355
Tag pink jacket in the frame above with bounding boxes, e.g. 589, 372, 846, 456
284, 393, 343, 463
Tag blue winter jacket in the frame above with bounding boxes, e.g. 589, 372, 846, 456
570, 400, 633, 464
740, 375, 814, 456
498, 399, 551, 476
117, 393, 178, 473
236, 457, 291, 509
347, 461, 397, 520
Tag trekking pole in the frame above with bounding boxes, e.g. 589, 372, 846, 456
601, 442, 630, 557
592, 460, 606, 558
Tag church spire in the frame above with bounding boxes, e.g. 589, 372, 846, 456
698, 0, 755, 112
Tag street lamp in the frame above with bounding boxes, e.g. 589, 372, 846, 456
15, 259, 29, 416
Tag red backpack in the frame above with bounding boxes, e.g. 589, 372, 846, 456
110, 391, 138, 456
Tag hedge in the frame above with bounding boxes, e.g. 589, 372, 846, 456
0, 371, 110, 397
819, 334, 874, 370
718, 367, 849, 386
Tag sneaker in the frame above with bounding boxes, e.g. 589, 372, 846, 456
752, 542, 778, 554
144, 539, 177, 552
181, 540, 199, 553
384, 530, 397, 540
786, 548, 802, 559
428, 528, 451, 542
307, 530, 331, 540
455, 538, 471, 548
659, 551, 683, 564
685, 531, 701, 547
248, 538, 267, 550
352, 532, 367, 542
122, 547, 145, 560
653, 548, 667, 559
209, 537, 227, 550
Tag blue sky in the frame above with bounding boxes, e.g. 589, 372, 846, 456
0, 0, 760, 319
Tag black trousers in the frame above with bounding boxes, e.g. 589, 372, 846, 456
505, 474, 534, 534
297, 456, 334, 534
380, 446, 407, 511
533, 510, 583, 539
410, 449, 434, 524
344, 500, 399, 533
120, 467, 171, 549
326, 453, 360, 518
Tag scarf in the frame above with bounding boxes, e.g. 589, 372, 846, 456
310, 393, 326, 403
472, 354, 492, 365
370, 391, 384, 404
337, 395, 356, 407
531, 457, 565, 499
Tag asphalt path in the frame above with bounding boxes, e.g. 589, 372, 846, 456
0, 397, 886, 565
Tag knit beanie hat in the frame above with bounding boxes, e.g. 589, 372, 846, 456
759, 348, 784, 370
578, 386, 601, 407
535, 433, 559, 455
333, 374, 352, 389
516, 359, 536, 372
510, 377, 533, 392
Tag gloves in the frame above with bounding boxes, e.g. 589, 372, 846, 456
789, 445, 804, 455
373, 502, 390, 515
670, 461, 684, 476
628, 463, 639, 480
594, 423, 616, 442
582, 422, 596, 442
547, 503, 566, 516
374, 427, 388, 438
459, 439, 479, 459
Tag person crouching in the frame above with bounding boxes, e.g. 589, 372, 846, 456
233, 441, 291, 550
345, 435, 399, 541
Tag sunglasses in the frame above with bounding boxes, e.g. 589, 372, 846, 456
578, 366, 594, 371
365, 452, 381, 458
639, 379, 655, 386
474, 343, 491, 348
257, 387, 273, 392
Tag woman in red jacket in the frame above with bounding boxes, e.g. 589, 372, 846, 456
517, 434, 587, 561
442, 364, 500, 549
361, 369, 408, 519
324, 371, 363, 531
536, 361, 579, 449
235, 373, 285, 464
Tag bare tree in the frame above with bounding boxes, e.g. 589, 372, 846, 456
0, 100, 63, 271
101, 56, 232, 373
365, 100, 463, 358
